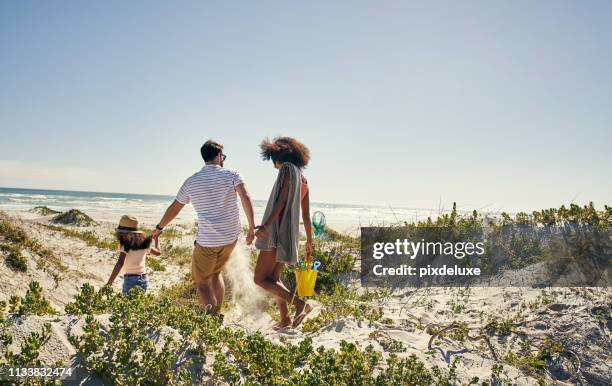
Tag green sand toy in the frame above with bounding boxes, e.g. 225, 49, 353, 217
312, 211, 326, 237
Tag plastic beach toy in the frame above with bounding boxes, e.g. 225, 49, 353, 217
312, 211, 326, 237
294, 255, 320, 297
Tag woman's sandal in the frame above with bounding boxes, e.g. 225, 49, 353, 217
292, 303, 313, 328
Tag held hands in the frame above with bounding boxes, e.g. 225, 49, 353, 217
246, 227, 255, 245
255, 225, 268, 239
152, 228, 162, 240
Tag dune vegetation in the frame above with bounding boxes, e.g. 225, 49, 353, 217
0, 204, 610, 384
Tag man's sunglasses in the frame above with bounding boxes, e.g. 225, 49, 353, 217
220, 153, 227, 161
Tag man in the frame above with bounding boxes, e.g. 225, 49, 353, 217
152, 140, 255, 315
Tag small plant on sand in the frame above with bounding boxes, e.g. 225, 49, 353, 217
65, 283, 114, 315
302, 284, 384, 333
485, 317, 515, 336
504, 336, 564, 376
157, 273, 200, 309
147, 256, 166, 271
4, 244, 28, 272
10, 281, 57, 316
159, 242, 193, 265
490, 363, 505, 380
369, 330, 406, 352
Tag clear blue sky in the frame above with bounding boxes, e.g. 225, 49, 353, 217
1, 0, 610, 212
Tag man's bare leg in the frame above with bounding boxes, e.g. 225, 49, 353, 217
211, 272, 225, 314
196, 279, 217, 315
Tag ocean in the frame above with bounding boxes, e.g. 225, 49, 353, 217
0, 187, 443, 233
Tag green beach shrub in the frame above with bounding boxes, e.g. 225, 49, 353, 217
11, 281, 57, 316
65, 283, 114, 316
62, 283, 465, 385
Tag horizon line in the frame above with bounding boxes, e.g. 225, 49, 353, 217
0, 185, 428, 211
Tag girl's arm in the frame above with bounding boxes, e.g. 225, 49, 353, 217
150, 236, 161, 256
256, 171, 290, 236
301, 189, 313, 255
106, 252, 126, 286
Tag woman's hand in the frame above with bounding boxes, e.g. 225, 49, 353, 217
305, 238, 313, 255
255, 225, 268, 239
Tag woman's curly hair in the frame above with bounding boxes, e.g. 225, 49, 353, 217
259, 137, 310, 168
116, 232, 152, 252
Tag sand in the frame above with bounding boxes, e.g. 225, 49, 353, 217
1, 211, 611, 385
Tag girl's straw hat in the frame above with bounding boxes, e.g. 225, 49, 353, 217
116, 215, 143, 233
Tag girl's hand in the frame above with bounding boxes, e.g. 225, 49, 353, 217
255, 225, 268, 239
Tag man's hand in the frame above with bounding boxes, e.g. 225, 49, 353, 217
246, 227, 255, 245
152, 228, 163, 240
255, 225, 268, 239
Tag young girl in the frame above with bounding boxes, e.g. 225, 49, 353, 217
106, 214, 161, 293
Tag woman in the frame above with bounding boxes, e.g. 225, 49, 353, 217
254, 137, 313, 330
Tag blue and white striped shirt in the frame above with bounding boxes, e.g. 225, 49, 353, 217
176, 165, 244, 247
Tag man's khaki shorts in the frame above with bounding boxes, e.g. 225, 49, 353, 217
192, 240, 237, 283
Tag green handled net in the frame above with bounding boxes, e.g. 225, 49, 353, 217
312, 211, 326, 237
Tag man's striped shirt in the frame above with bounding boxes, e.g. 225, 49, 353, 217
176, 165, 244, 247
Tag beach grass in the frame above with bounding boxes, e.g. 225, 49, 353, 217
147, 256, 166, 271
0, 213, 68, 275
43, 224, 119, 250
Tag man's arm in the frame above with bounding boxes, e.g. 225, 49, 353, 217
152, 200, 185, 239
235, 183, 256, 245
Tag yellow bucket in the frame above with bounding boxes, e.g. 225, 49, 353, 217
295, 269, 318, 297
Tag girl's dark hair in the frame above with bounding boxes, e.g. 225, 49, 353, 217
259, 137, 310, 168
116, 232, 152, 252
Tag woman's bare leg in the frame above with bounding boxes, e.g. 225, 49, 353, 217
254, 249, 304, 327
272, 262, 290, 323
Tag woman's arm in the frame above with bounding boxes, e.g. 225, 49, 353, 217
301, 189, 313, 255
106, 252, 126, 286
256, 171, 290, 237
